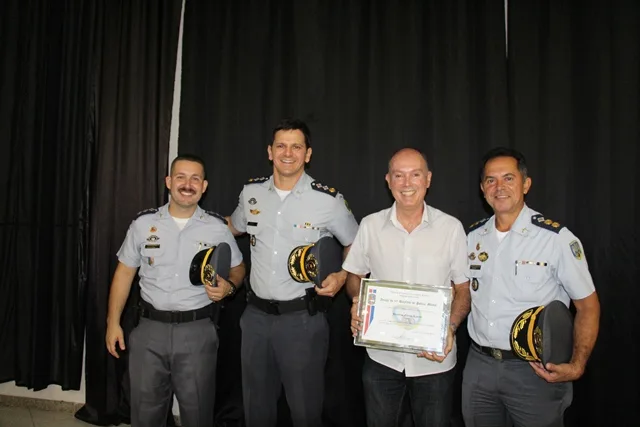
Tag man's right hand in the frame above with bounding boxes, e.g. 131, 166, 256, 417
350, 296, 363, 337
106, 323, 126, 358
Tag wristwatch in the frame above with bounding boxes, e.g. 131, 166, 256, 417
226, 280, 237, 297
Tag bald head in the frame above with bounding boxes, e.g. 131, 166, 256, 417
388, 148, 429, 174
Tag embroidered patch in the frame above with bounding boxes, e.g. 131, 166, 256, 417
570, 240, 583, 260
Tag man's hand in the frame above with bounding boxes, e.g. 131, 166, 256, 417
349, 296, 363, 337
316, 270, 348, 297
417, 325, 455, 363
106, 322, 125, 359
204, 275, 233, 302
529, 361, 584, 383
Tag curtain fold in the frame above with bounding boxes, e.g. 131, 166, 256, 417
0, 0, 94, 391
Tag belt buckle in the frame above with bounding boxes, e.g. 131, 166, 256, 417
490, 348, 503, 360
170, 311, 181, 324
268, 301, 281, 315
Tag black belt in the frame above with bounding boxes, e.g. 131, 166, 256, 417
139, 300, 217, 324
472, 341, 520, 360
247, 291, 309, 315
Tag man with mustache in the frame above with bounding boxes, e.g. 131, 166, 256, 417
344, 148, 470, 427
105, 154, 246, 427
226, 118, 359, 427
463, 147, 600, 427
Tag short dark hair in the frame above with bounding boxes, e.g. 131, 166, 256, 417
272, 118, 312, 148
480, 147, 528, 182
170, 154, 207, 178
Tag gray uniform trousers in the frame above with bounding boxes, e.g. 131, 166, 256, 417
240, 304, 329, 427
462, 344, 572, 427
129, 317, 219, 427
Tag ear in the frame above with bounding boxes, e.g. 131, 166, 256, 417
165, 176, 172, 190
523, 176, 532, 194
267, 144, 273, 161
305, 147, 313, 163
202, 179, 209, 194
425, 171, 433, 189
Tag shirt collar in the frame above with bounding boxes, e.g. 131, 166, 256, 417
268, 172, 310, 198
383, 201, 430, 232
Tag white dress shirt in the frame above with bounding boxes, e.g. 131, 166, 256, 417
343, 202, 468, 377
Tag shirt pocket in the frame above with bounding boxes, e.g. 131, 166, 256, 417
139, 246, 170, 278
512, 262, 549, 302
292, 227, 321, 244
416, 256, 449, 287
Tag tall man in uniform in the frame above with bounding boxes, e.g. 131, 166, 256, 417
105, 154, 246, 427
463, 147, 600, 427
345, 148, 471, 427
226, 118, 359, 427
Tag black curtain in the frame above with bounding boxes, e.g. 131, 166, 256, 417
75, 0, 183, 425
179, 1, 508, 425
0, 0, 94, 391
507, 1, 640, 426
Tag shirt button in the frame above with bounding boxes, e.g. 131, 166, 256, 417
490, 322, 494, 326
272, 271, 276, 275
175, 274, 178, 277
491, 300, 495, 304
274, 251, 277, 255
277, 211, 281, 215
407, 257, 411, 261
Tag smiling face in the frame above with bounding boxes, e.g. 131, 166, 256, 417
268, 129, 312, 181
165, 160, 208, 211
481, 156, 531, 216
386, 149, 432, 211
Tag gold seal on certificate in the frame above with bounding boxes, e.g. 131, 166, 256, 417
354, 278, 453, 354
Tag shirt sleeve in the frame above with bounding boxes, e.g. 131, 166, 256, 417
556, 228, 596, 300
230, 188, 247, 233
449, 220, 469, 285
116, 220, 141, 268
327, 192, 359, 247
221, 228, 243, 268
342, 217, 370, 275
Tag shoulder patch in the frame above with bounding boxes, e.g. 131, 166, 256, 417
136, 208, 158, 219
245, 176, 269, 185
205, 210, 228, 225
310, 181, 338, 197
468, 218, 489, 233
531, 214, 564, 234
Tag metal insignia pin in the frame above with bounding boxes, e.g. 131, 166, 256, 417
249, 198, 257, 205
250, 235, 256, 247
150, 226, 157, 233
476, 242, 481, 251
471, 278, 479, 291
468, 252, 476, 261
478, 252, 489, 262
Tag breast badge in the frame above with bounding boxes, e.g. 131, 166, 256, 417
478, 252, 489, 262
250, 235, 256, 246
471, 278, 479, 291
250, 209, 261, 215
249, 197, 257, 205
468, 252, 476, 261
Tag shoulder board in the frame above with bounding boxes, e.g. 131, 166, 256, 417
531, 214, 564, 234
245, 176, 269, 185
468, 217, 489, 233
310, 181, 338, 197
205, 210, 228, 225
135, 208, 158, 219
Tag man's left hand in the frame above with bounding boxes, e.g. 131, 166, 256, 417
529, 361, 584, 383
204, 275, 232, 302
316, 270, 347, 297
417, 325, 454, 363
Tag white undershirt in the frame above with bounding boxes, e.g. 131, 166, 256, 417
496, 229, 509, 243
172, 216, 189, 230
275, 188, 291, 201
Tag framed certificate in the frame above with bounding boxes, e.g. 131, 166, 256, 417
354, 278, 453, 354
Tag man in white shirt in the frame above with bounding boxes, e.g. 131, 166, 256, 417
344, 148, 470, 427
